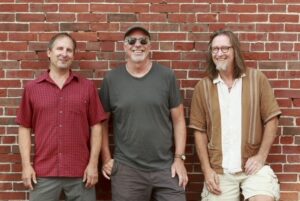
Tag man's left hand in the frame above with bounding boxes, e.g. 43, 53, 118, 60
171, 158, 188, 189
83, 163, 99, 188
245, 154, 265, 175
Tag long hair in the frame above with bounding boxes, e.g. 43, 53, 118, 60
48, 33, 77, 53
206, 29, 246, 79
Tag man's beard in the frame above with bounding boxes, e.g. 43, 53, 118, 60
216, 61, 228, 71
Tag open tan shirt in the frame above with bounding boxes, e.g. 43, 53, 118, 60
189, 68, 281, 174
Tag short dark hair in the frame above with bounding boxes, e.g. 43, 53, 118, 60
206, 29, 246, 79
48, 33, 77, 52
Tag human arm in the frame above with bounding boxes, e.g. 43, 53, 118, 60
100, 113, 114, 180
18, 126, 36, 190
194, 130, 221, 195
83, 123, 102, 188
244, 116, 279, 175
170, 104, 188, 189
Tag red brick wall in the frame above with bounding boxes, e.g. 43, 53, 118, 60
0, 1, 299, 200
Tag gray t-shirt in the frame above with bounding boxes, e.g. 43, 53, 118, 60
99, 62, 181, 171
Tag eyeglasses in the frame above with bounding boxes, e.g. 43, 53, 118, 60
125, 37, 149, 45
211, 46, 232, 54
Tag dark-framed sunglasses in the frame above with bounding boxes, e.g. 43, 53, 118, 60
125, 37, 149, 45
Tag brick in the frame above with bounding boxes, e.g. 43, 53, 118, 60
30, 3, 58, 12
277, 173, 297, 182
46, 13, 75, 22
91, 23, 119, 32
151, 4, 179, 12
0, 14, 15, 22
139, 14, 167, 22
169, 14, 196, 23
79, 61, 108, 69
286, 24, 300, 32
265, 42, 279, 51
16, 13, 45, 22
291, 80, 300, 88
98, 32, 122, 41
152, 52, 180, 60
17, 0, 43, 2
258, 61, 286, 70
287, 155, 300, 163
226, 23, 256, 32
0, 61, 20, 69
288, 5, 300, 12
158, 33, 186, 41
59, 4, 89, 12
288, 62, 300, 70
120, 4, 149, 12
8, 52, 37, 60
0, 192, 25, 200
197, 13, 217, 23
244, 52, 269, 60
30, 23, 58, 32
171, 61, 201, 70
174, 42, 195, 51
181, 4, 210, 12
5, 70, 35, 79
211, 4, 226, 12
60, 23, 90, 32
9, 33, 37, 42
28, 42, 47, 51
257, 24, 284, 32
0, 23, 28, 32
280, 192, 299, 201
0, 4, 28, 12
108, 14, 137, 22
258, 4, 286, 12
78, 14, 106, 22
278, 71, 300, 79
219, 14, 238, 22
270, 14, 299, 23
74, 52, 97, 60
21, 61, 49, 69
90, 4, 118, 12
270, 52, 298, 60
228, 4, 256, 12
240, 14, 268, 22
150, 23, 179, 32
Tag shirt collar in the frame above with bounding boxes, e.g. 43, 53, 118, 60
36, 69, 79, 84
213, 73, 246, 85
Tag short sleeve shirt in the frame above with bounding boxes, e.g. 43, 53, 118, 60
99, 62, 181, 171
16, 71, 107, 177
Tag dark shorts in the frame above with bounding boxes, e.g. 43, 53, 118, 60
111, 161, 186, 201
29, 177, 96, 201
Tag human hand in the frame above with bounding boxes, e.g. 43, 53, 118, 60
83, 163, 99, 188
203, 168, 221, 195
244, 154, 265, 175
101, 159, 114, 180
22, 165, 37, 190
171, 159, 188, 189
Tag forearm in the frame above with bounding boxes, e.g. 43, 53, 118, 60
18, 126, 32, 167
171, 104, 186, 155
194, 130, 212, 173
257, 117, 279, 161
101, 113, 112, 163
88, 123, 102, 167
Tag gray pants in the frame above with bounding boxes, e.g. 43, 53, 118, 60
29, 178, 96, 201
111, 161, 186, 201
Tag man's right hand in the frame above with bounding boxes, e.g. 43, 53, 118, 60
22, 165, 37, 190
101, 159, 114, 180
204, 168, 222, 195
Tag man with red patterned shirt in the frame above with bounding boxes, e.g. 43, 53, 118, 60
16, 33, 107, 201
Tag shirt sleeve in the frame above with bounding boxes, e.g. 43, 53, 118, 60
169, 71, 182, 109
88, 81, 108, 126
99, 76, 111, 112
15, 87, 32, 128
189, 80, 207, 132
259, 71, 281, 123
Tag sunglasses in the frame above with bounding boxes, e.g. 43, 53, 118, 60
125, 37, 149, 45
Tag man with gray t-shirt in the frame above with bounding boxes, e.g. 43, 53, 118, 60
99, 25, 188, 201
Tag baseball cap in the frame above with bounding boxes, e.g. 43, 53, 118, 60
124, 25, 151, 39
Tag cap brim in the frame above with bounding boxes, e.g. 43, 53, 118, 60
124, 26, 151, 39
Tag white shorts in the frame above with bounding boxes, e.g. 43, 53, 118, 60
201, 165, 280, 201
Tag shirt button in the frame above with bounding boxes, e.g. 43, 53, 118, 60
59, 111, 63, 114
59, 124, 62, 127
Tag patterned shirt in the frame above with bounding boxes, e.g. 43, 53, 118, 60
16, 71, 107, 177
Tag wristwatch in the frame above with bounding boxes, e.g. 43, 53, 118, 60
174, 154, 186, 161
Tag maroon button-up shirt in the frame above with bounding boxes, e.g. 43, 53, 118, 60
16, 71, 107, 177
